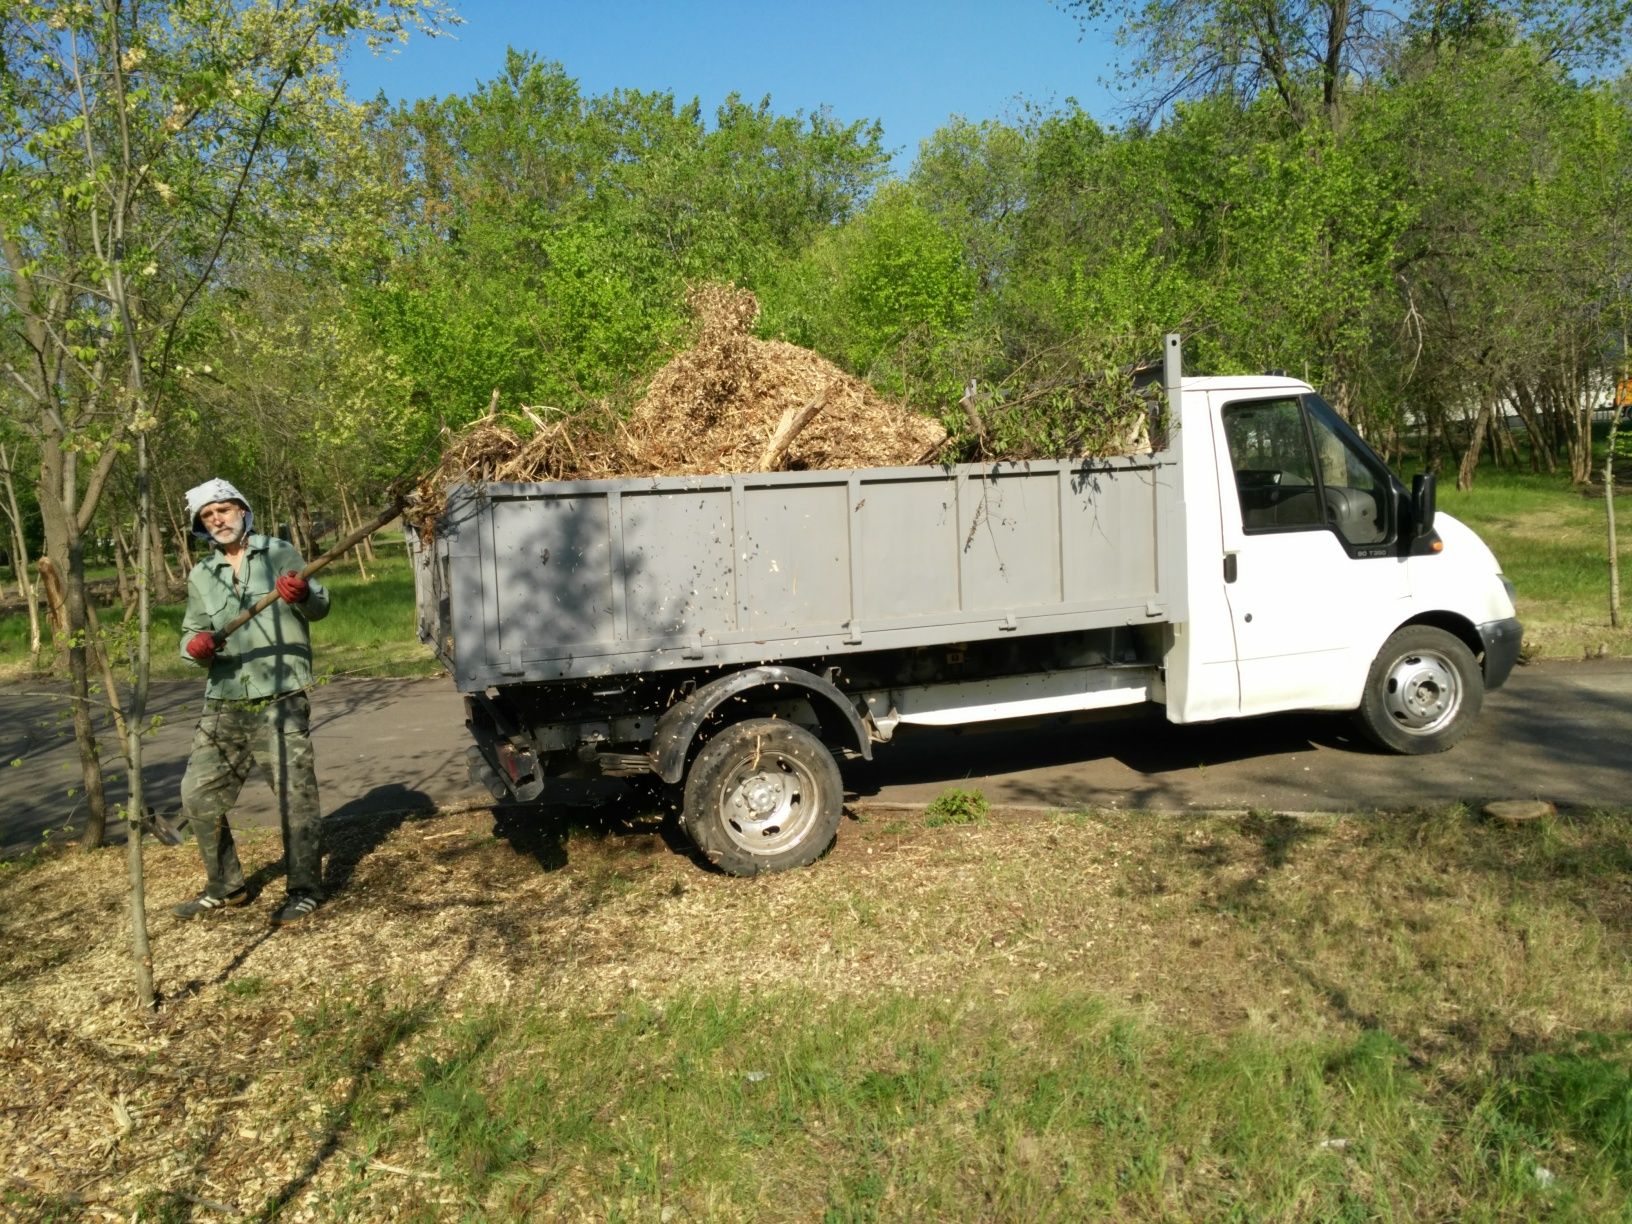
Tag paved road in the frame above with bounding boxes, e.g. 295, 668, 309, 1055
3, 660, 1629, 855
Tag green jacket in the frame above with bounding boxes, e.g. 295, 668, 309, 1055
180, 534, 330, 699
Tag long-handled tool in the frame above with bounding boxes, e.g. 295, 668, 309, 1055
209, 494, 410, 649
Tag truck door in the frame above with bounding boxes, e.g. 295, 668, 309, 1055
1210, 391, 1406, 716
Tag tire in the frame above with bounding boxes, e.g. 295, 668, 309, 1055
681, 719, 843, 876
1355, 626, 1482, 754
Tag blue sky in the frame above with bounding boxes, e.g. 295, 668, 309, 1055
341, 0, 1122, 173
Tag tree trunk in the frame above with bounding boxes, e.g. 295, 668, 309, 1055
127, 428, 155, 1010
0, 443, 45, 670
1457, 397, 1495, 492
114, 524, 135, 609
148, 506, 175, 600
84, 601, 136, 778
339, 486, 371, 580
1608, 425, 1621, 630
38, 454, 111, 849
1493, 407, 1521, 468
1610, 333, 1624, 631
1561, 364, 1594, 484
38, 556, 67, 641
1511, 382, 1554, 474
1554, 384, 1585, 482
166, 498, 195, 576
341, 485, 376, 564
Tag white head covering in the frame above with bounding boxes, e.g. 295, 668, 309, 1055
185, 478, 254, 543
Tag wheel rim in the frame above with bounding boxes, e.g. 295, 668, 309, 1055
1381, 648, 1462, 735
714, 749, 822, 856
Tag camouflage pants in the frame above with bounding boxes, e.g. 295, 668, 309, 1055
181, 693, 322, 898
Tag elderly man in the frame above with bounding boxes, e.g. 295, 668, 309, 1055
171, 478, 330, 925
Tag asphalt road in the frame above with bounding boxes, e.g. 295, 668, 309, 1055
3, 659, 1629, 856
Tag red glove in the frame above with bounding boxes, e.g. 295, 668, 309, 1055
186, 632, 218, 662
275, 570, 310, 604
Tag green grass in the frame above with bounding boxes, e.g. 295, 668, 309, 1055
256, 973, 1630, 1219
923, 786, 990, 827
5, 803, 1631, 1219
1439, 467, 1632, 658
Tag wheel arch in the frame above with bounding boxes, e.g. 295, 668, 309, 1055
1396, 610, 1483, 664
650, 665, 872, 785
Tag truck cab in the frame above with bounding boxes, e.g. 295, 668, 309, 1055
1165, 372, 1521, 753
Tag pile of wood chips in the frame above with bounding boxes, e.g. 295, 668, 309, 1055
622, 283, 946, 476
411, 284, 947, 530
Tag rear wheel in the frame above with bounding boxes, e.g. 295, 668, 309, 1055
682, 719, 843, 876
1355, 626, 1482, 754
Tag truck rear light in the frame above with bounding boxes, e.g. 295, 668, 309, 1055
496, 741, 524, 779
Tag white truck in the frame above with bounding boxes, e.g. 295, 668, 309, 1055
411, 336, 1521, 875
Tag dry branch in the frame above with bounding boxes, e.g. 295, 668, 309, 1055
757, 398, 824, 471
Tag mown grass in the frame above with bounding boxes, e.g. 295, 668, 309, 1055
0, 542, 439, 682
1440, 465, 1632, 659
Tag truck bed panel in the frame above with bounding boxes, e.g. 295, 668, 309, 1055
414, 455, 1182, 691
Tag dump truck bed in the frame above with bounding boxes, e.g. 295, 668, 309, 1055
412, 453, 1185, 692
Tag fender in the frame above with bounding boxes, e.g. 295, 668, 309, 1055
649, 665, 873, 784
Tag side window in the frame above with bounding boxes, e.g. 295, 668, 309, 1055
1305, 402, 1387, 546
1223, 395, 1390, 546
1222, 399, 1324, 531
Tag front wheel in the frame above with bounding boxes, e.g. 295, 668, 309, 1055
682, 719, 844, 876
1355, 626, 1482, 754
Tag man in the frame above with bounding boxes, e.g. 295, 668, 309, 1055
171, 478, 330, 925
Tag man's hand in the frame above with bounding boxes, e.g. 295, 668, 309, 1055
186, 632, 218, 662
275, 571, 310, 604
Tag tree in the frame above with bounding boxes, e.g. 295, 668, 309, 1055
1, 0, 447, 1012
0, 430, 44, 670
1, 0, 448, 857
362, 53, 888, 430
1065, 0, 1632, 124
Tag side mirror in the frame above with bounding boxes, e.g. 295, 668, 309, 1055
1411, 473, 1437, 539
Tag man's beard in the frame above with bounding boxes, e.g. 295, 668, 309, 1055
210, 520, 246, 547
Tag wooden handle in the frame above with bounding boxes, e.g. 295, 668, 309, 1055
212, 497, 406, 645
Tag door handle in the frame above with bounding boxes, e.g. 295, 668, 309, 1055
1223, 553, 1238, 583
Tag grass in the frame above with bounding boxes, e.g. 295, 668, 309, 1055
923, 786, 990, 827
3, 802, 1629, 1219
1440, 465, 1632, 659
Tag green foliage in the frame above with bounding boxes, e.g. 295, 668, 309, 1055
7, 0, 1632, 646
763, 182, 976, 402
355, 52, 888, 446
924, 787, 990, 827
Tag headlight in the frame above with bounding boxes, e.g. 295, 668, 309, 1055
1501, 575, 1517, 606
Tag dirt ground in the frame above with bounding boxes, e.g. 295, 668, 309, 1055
4, 798, 1629, 1219
0, 802, 1302, 1217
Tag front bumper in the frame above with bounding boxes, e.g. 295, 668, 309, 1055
1478, 617, 1523, 690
